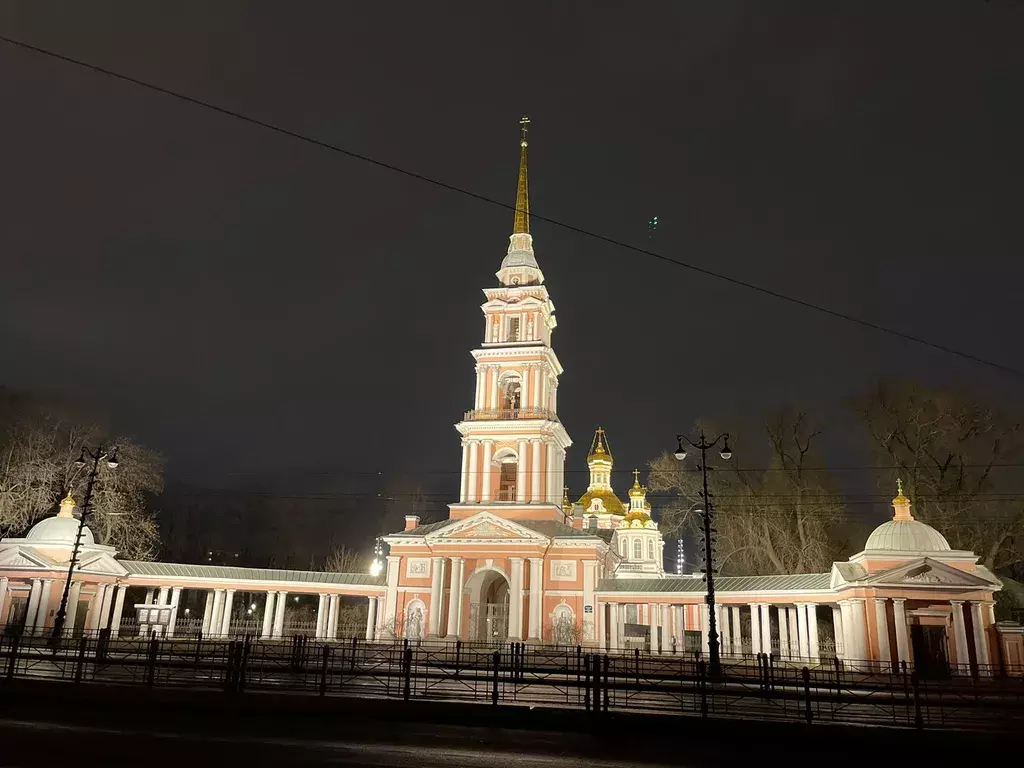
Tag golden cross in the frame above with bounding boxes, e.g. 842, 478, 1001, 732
519, 115, 530, 141
897, 477, 904, 495
633, 469, 640, 484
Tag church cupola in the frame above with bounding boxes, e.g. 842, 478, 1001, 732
611, 470, 666, 579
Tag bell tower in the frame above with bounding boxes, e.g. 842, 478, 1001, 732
451, 117, 572, 521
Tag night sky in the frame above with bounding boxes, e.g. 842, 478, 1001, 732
1, 3, 1021, 560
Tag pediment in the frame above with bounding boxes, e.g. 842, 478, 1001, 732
77, 551, 129, 576
0, 546, 55, 569
865, 557, 996, 589
429, 512, 546, 543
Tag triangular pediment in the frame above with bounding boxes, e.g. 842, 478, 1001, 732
429, 512, 547, 543
77, 551, 129, 576
0, 546, 55, 569
864, 557, 997, 589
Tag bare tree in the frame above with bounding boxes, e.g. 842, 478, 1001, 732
851, 381, 1024, 570
0, 393, 163, 559
322, 544, 365, 574
648, 412, 847, 576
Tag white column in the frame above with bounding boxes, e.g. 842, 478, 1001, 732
748, 603, 761, 654
446, 557, 465, 638
849, 599, 868, 664
34, 579, 53, 634
530, 438, 542, 502
272, 591, 288, 639
460, 442, 470, 502
806, 603, 820, 661
795, 602, 808, 657
65, 581, 83, 635
970, 601, 990, 670
260, 592, 276, 639
365, 597, 378, 641
950, 600, 970, 674
467, 441, 479, 502
328, 594, 340, 640
509, 557, 525, 639
488, 365, 498, 406
521, 365, 530, 409
201, 591, 214, 635
315, 594, 327, 640
892, 599, 909, 666
730, 605, 741, 655
831, 605, 844, 658
220, 589, 235, 637
167, 587, 182, 638
873, 599, 891, 667
778, 605, 790, 659
0, 577, 7, 627
24, 579, 42, 634
110, 585, 127, 638
527, 557, 543, 640
609, 603, 621, 652
583, 561, 597, 642
383, 556, 401, 633
699, 603, 710, 657
516, 440, 528, 502
209, 589, 225, 637
482, 440, 494, 501
760, 604, 772, 656
429, 557, 445, 636
839, 601, 853, 661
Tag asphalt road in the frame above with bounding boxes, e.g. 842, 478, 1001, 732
0, 680, 1008, 767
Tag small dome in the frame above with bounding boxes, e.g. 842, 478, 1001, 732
26, 514, 94, 546
864, 519, 950, 552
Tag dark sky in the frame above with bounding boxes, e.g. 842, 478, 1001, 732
1, 3, 1022, 556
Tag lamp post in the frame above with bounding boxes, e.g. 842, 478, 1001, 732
674, 431, 731, 674
369, 536, 384, 577
51, 445, 118, 642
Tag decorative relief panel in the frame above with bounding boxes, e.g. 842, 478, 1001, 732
406, 558, 431, 578
550, 560, 577, 581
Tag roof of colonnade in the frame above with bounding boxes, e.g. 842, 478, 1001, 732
121, 561, 386, 589
600, 573, 832, 594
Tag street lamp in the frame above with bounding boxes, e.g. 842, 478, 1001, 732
674, 431, 731, 673
51, 444, 118, 642
369, 536, 384, 577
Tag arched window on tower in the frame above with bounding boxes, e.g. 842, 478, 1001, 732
498, 458, 517, 501
498, 374, 522, 416
647, 540, 655, 561
633, 539, 642, 560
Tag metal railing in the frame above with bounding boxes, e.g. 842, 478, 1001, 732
1, 632, 1021, 731
463, 407, 557, 422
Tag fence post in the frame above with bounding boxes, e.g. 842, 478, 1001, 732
96, 627, 110, 665
802, 667, 812, 724
584, 653, 592, 712
350, 636, 358, 672
6, 635, 20, 680
911, 670, 923, 730
698, 659, 708, 718
146, 635, 159, 688
455, 640, 462, 675
403, 646, 413, 701
319, 644, 331, 696
598, 659, 606, 712
491, 650, 500, 705
239, 636, 250, 693
74, 634, 88, 684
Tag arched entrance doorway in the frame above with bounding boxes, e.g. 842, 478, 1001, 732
464, 567, 510, 643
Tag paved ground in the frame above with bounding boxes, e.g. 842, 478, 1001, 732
0, 680, 1011, 767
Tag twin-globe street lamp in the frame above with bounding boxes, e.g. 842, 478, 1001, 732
674, 431, 731, 673
51, 445, 118, 643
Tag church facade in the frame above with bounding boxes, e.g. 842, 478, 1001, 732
0, 120, 1021, 676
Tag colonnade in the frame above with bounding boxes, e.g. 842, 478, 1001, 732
459, 437, 564, 505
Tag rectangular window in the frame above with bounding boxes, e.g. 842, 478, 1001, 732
508, 316, 520, 342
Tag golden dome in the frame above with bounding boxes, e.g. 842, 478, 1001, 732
622, 510, 651, 524
628, 469, 645, 498
892, 477, 910, 507
575, 489, 626, 516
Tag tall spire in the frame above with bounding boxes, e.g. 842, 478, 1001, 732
513, 115, 530, 234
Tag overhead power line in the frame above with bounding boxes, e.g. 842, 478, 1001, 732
0, 34, 1019, 378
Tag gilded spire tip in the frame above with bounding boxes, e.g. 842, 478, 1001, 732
513, 116, 530, 235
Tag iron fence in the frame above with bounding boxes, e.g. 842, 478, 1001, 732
1, 631, 1020, 731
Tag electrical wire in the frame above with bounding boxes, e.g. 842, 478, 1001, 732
0, 33, 1019, 378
